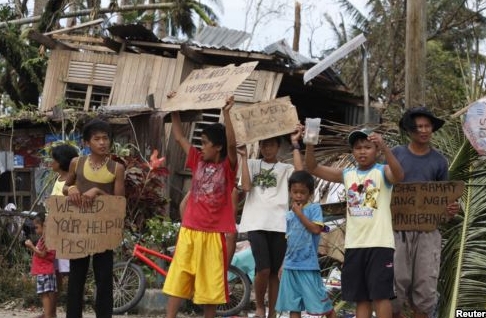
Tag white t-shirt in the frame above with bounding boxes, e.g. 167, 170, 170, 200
238, 159, 294, 233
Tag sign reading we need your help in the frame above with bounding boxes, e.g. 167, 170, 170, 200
163, 61, 258, 112
391, 181, 464, 231
45, 195, 126, 259
230, 96, 299, 144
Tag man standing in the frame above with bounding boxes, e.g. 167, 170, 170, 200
392, 107, 459, 318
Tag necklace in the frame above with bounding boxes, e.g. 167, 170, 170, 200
252, 160, 278, 189
88, 155, 109, 171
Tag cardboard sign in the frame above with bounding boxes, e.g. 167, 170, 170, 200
230, 96, 299, 144
319, 223, 345, 263
45, 195, 126, 259
463, 97, 486, 155
162, 61, 258, 112
391, 181, 464, 231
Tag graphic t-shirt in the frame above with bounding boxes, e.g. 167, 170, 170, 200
239, 159, 294, 233
182, 146, 237, 233
343, 163, 394, 249
282, 203, 323, 270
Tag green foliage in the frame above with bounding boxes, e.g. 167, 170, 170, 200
434, 121, 486, 316
329, 0, 486, 115
114, 148, 169, 233
144, 215, 180, 249
0, 218, 38, 305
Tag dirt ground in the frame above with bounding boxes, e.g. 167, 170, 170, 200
0, 301, 202, 318
0, 307, 165, 318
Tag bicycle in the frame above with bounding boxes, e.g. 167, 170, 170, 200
111, 243, 252, 316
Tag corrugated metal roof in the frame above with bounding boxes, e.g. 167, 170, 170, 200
192, 25, 251, 49
263, 38, 317, 67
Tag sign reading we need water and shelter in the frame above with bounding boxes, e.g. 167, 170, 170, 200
45, 195, 126, 259
230, 96, 299, 144
162, 61, 258, 112
391, 181, 464, 231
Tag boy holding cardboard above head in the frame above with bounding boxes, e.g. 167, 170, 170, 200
305, 128, 404, 318
163, 92, 238, 318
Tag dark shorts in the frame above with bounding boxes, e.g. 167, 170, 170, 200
342, 247, 395, 302
248, 230, 286, 274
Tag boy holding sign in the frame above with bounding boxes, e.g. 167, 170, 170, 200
63, 119, 125, 318
163, 93, 238, 318
305, 129, 404, 318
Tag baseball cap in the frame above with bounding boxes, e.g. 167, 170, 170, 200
348, 128, 373, 146
398, 106, 445, 132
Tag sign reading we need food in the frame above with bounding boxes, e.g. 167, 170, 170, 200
230, 96, 299, 144
163, 61, 258, 112
45, 195, 126, 259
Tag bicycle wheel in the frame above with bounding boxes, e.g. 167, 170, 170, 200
216, 265, 251, 316
112, 261, 147, 314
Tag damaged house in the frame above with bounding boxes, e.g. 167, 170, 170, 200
1, 24, 381, 217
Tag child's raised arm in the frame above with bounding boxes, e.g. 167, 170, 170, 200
305, 144, 343, 183
291, 123, 304, 171
237, 145, 252, 192
368, 132, 404, 184
222, 96, 237, 170
168, 91, 191, 155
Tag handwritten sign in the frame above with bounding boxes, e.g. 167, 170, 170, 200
44, 195, 126, 259
391, 181, 464, 231
230, 96, 299, 144
162, 61, 258, 112
463, 97, 486, 155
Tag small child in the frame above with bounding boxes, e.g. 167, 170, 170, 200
305, 128, 404, 318
275, 170, 336, 318
25, 212, 57, 318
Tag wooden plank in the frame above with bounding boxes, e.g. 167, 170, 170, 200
44, 18, 104, 36
52, 34, 105, 43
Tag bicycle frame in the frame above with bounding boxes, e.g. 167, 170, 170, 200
132, 243, 172, 277
112, 242, 251, 316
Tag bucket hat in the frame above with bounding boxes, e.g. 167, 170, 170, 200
398, 106, 445, 132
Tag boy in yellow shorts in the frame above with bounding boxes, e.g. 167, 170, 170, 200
163, 94, 238, 318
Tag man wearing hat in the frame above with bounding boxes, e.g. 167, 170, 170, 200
392, 107, 460, 318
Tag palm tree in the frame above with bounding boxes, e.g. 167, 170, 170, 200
434, 118, 486, 317
157, 0, 223, 38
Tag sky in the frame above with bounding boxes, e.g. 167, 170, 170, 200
216, 0, 367, 57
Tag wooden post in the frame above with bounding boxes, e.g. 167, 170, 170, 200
405, 0, 426, 108
293, 1, 301, 52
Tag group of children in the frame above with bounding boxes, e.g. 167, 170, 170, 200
25, 92, 453, 318
165, 93, 458, 318
161, 92, 405, 318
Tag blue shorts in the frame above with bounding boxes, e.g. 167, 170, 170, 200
36, 274, 57, 294
276, 269, 334, 315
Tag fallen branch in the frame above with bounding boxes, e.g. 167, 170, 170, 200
0, 3, 175, 29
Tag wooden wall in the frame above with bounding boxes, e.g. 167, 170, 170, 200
109, 53, 178, 107
40, 50, 119, 111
